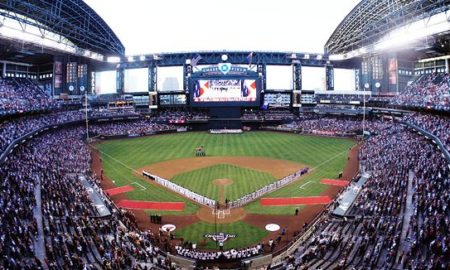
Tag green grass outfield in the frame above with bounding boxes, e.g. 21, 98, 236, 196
95, 131, 355, 216
171, 164, 277, 202
174, 221, 268, 250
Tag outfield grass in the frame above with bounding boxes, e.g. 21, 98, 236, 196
95, 131, 355, 215
171, 164, 276, 201
174, 221, 268, 250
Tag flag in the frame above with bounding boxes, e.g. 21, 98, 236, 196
242, 83, 249, 97
191, 54, 202, 67
194, 81, 201, 97
243, 80, 256, 98
194, 80, 208, 97
246, 80, 257, 96
246, 52, 253, 68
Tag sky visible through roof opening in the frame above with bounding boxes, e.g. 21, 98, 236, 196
84, 0, 361, 56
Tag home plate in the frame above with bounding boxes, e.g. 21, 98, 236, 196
162, 224, 176, 232
265, 224, 280, 232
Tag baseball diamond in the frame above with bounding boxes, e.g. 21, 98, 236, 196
2, 1, 449, 269
93, 131, 357, 250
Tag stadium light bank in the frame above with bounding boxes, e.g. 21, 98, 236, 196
0, 12, 104, 61
330, 11, 450, 61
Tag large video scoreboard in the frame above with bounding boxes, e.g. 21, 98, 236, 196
189, 64, 261, 107
190, 77, 260, 107
192, 78, 258, 101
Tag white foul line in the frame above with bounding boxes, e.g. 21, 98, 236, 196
299, 181, 313, 189
89, 145, 148, 190
298, 149, 349, 190
91, 146, 140, 174
131, 182, 147, 190
312, 149, 348, 170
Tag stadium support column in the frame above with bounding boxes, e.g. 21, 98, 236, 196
258, 64, 266, 91
326, 65, 334, 91
2, 62, 5, 78
149, 63, 157, 92
387, 55, 399, 93
446, 59, 449, 73
53, 56, 64, 96
116, 66, 124, 95
148, 63, 158, 109
293, 62, 302, 90
361, 57, 372, 93
184, 64, 191, 107
183, 64, 190, 93
370, 55, 383, 95
355, 68, 361, 91
66, 61, 78, 95
78, 63, 88, 95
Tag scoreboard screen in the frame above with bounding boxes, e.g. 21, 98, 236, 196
124, 68, 149, 93
191, 78, 259, 106
95, 71, 117, 94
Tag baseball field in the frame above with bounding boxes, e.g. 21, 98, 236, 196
93, 131, 357, 250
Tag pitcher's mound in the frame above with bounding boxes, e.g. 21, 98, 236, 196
213, 178, 233, 186
196, 207, 247, 224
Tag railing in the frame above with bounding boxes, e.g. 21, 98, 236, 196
402, 121, 450, 163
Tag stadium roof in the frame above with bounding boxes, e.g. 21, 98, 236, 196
325, 0, 450, 55
0, 0, 125, 56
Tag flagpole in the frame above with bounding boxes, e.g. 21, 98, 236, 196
191, 54, 202, 72
247, 52, 253, 69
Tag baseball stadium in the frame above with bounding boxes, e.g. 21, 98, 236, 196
1, 0, 450, 269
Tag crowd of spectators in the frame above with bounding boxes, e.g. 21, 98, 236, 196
352, 126, 411, 217
315, 93, 370, 104
0, 109, 142, 155
368, 95, 396, 103
2, 87, 450, 269
0, 138, 40, 269
313, 104, 370, 115
89, 108, 139, 118
1, 127, 174, 269
0, 111, 84, 153
392, 73, 450, 111
90, 120, 179, 137
241, 109, 295, 121
0, 78, 55, 115
0, 107, 202, 159
274, 121, 450, 269
285, 116, 387, 135
154, 110, 209, 123
406, 134, 450, 269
